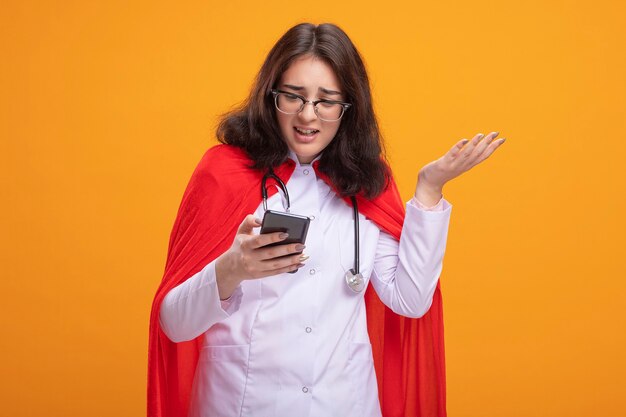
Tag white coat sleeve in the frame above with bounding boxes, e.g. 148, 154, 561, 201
158, 260, 243, 342
369, 197, 452, 318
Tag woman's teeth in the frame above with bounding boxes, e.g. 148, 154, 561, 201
295, 127, 319, 135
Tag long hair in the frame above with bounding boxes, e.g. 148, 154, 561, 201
217, 23, 389, 199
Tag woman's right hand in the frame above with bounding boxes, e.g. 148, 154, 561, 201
215, 214, 307, 300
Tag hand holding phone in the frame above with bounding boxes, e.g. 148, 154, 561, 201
260, 210, 310, 273
215, 214, 309, 299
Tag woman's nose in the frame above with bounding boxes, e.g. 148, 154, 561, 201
298, 102, 318, 122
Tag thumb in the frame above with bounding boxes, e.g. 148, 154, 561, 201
237, 214, 262, 235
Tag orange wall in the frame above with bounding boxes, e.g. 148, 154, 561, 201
1, 1, 625, 416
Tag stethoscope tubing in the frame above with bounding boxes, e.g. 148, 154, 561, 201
261, 169, 291, 212
350, 196, 359, 275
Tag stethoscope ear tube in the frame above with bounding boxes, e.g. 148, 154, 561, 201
261, 168, 291, 211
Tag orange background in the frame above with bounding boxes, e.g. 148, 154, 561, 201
1, 1, 625, 416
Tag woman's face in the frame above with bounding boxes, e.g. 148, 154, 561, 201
275, 55, 344, 164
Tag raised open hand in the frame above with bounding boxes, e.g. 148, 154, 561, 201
414, 132, 506, 205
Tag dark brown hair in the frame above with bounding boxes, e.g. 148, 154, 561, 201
217, 23, 389, 198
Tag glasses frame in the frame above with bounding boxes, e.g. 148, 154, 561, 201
270, 89, 352, 122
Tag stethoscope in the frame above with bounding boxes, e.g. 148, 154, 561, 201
262, 170, 365, 293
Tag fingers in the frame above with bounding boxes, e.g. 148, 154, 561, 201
458, 132, 503, 161
255, 242, 306, 260
448, 138, 470, 159
473, 132, 498, 156
473, 134, 506, 165
239, 245, 308, 279
247, 230, 290, 250
240, 238, 305, 264
237, 214, 262, 235
460, 133, 489, 157
259, 251, 308, 273
264, 261, 306, 276
237, 215, 296, 249
447, 132, 491, 160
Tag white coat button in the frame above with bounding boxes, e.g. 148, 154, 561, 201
305, 327, 312, 333
302, 386, 309, 393
309, 269, 316, 275
309, 215, 315, 220
303, 169, 310, 175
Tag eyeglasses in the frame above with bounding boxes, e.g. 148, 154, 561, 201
270, 89, 352, 122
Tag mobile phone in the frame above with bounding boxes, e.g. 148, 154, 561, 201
260, 210, 310, 273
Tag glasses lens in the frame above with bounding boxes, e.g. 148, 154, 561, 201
275, 93, 303, 114
315, 102, 344, 121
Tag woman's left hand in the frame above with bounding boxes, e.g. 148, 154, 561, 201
414, 131, 506, 206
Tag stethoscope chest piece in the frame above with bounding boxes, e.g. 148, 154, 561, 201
345, 269, 365, 293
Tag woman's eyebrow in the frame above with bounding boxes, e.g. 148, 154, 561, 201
319, 87, 341, 96
282, 84, 342, 96
282, 84, 305, 92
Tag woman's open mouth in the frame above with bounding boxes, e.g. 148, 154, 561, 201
294, 127, 319, 142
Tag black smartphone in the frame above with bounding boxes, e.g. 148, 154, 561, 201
260, 210, 310, 273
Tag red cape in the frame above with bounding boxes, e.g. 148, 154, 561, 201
148, 144, 446, 416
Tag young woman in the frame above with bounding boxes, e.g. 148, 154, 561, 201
148, 22, 505, 417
